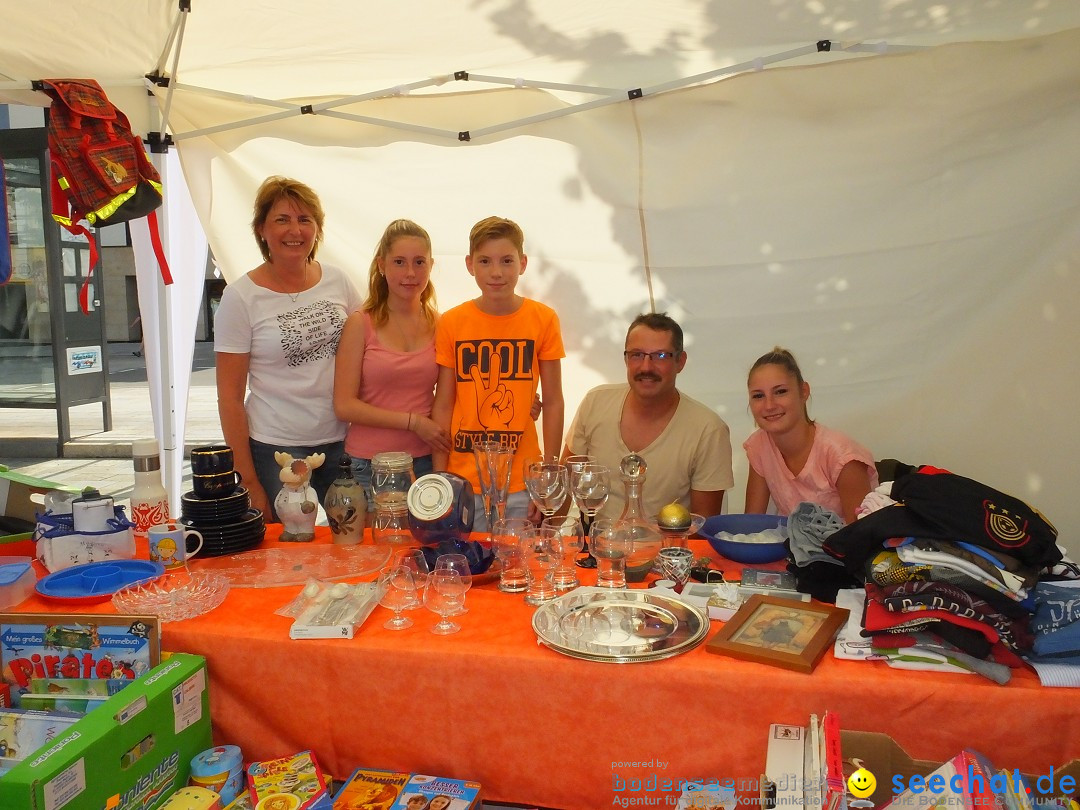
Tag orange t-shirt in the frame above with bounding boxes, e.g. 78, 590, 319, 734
435, 298, 565, 493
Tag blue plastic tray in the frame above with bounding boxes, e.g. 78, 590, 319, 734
36, 559, 165, 603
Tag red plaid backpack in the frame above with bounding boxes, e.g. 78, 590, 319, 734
37, 78, 172, 311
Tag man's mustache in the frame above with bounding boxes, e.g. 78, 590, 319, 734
634, 373, 661, 382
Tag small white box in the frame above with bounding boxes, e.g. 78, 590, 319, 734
289, 582, 384, 639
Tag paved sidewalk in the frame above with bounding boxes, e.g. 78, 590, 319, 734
1, 342, 223, 509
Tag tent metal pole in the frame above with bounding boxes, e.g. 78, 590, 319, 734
171, 107, 306, 141
462, 74, 624, 96
155, 4, 190, 142
316, 111, 460, 140
640, 43, 819, 97
151, 5, 187, 78
168, 82, 301, 109
468, 94, 626, 139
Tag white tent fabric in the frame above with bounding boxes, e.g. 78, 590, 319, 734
130, 150, 207, 509
2, 3, 1079, 553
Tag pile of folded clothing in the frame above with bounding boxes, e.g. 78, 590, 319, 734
823, 465, 1065, 683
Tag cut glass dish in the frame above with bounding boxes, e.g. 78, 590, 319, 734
112, 569, 231, 622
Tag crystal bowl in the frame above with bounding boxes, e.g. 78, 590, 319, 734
112, 569, 231, 622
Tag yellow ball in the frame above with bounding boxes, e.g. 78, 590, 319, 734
658, 502, 692, 530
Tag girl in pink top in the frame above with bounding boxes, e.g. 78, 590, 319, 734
334, 220, 451, 510
743, 347, 877, 524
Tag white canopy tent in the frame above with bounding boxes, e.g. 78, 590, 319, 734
2, 2, 1079, 553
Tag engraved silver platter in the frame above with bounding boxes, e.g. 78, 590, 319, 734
531, 587, 709, 663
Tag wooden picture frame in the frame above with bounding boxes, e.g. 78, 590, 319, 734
705, 594, 849, 673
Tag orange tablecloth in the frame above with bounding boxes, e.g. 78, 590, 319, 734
11, 528, 1080, 809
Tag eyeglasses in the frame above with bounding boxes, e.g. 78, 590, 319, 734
623, 350, 679, 364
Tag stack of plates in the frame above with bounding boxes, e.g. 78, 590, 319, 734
531, 587, 709, 663
179, 487, 264, 557
180, 487, 251, 524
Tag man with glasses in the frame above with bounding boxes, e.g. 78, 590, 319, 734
563, 312, 733, 521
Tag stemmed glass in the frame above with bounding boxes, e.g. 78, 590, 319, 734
524, 457, 568, 519
571, 463, 609, 568
425, 570, 466, 635
435, 553, 473, 614
541, 515, 583, 591
392, 549, 430, 610
378, 566, 422, 630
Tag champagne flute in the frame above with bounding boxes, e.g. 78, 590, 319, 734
472, 440, 499, 531
571, 463, 609, 568
524, 457, 568, 519
378, 566, 421, 630
435, 552, 473, 614
425, 570, 465, 634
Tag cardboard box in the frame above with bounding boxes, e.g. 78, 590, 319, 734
840, 730, 1080, 808
0, 653, 213, 810
0, 468, 74, 538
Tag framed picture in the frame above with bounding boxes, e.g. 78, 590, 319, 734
705, 595, 849, 673
0, 613, 160, 706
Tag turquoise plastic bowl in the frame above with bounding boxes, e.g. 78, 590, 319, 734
703, 514, 788, 564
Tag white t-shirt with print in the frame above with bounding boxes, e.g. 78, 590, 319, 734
214, 263, 361, 446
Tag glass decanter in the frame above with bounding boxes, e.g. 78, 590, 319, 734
611, 454, 663, 583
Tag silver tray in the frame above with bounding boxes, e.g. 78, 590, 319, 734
531, 587, 709, 663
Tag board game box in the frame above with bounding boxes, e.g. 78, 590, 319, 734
248, 749, 332, 809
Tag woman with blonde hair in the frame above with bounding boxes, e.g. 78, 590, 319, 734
215, 176, 361, 520
333, 220, 450, 508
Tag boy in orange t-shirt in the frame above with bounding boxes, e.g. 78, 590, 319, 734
432, 216, 565, 529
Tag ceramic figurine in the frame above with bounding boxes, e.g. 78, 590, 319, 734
324, 454, 365, 545
274, 451, 325, 541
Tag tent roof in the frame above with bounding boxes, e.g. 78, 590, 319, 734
4, 2, 1080, 134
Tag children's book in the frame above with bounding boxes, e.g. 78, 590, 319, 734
333, 767, 409, 809
0, 612, 159, 706
389, 774, 482, 810
0, 706, 83, 777
247, 749, 332, 810
19, 676, 132, 713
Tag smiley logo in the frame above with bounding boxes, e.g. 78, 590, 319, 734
848, 766, 877, 799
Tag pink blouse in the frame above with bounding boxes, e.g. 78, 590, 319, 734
743, 423, 878, 518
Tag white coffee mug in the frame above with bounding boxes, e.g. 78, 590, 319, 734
148, 523, 204, 569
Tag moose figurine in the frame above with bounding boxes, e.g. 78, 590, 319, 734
274, 451, 325, 541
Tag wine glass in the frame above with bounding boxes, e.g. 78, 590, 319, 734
378, 566, 421, 630
571, 463, 609, 568
524, 457, 568, 518
425, 570, 466, 634
435, 552, 473, 614
541, 515, 583, 591
392, 550, 430, 609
